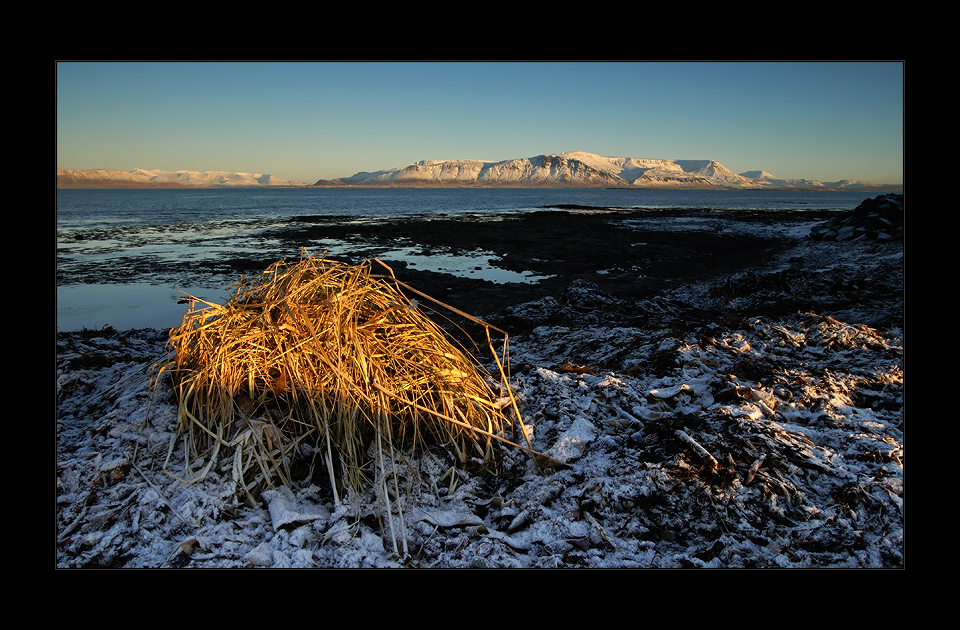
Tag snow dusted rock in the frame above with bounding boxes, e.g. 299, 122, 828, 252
809, 193, 903, 242
560, 279, 626, 310
243, 543, 276, 567
545, 415, 597, 464
263, 487, 331, 531
410, 508, 485, 528
56, 204, 903, 568
499, 280, 637, 330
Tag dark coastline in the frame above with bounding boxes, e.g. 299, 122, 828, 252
58, 204, 899, 337
57, 198, 904, 567
273, 207, 849, 329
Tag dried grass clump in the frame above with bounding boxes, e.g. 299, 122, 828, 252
153, 251, 529, 505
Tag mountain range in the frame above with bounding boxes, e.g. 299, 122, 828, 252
56, 152, 901, 190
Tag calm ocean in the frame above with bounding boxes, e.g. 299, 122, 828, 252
56, 187, 875, 331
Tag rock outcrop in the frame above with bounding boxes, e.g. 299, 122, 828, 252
809, 193, 904, 242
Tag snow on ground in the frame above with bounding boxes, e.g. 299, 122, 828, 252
56, 213, 903, 568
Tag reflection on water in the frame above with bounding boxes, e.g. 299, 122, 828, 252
379, 246, 549, 284
56, 283, 230, 332
57, 188, 872, 331
55, 251, 546, 331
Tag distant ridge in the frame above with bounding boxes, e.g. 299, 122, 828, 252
316, 151, 900, 191
57, 168, 301, 189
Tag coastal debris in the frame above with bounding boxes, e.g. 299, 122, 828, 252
556, 360, 596, 375
152, 251, 532, 506
675, 429, 720, 472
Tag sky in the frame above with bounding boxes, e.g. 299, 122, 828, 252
56, 61, 904, 185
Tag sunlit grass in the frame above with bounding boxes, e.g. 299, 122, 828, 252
152, 250, 531, 506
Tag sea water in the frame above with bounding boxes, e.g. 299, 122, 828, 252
56, 187, 875, 331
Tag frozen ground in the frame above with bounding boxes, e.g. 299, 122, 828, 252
56, 205, 904, 568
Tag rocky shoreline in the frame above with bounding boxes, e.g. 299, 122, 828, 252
56, 194, 904, 568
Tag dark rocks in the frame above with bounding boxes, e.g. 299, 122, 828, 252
808, 193, 903, 242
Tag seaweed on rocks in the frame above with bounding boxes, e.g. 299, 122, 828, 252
56, 204, 904, 568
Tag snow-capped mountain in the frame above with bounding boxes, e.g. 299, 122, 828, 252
56, 152, 900, 190
57, 168, 300, 189
321, 152, 896, 190
325, 152, 755, 188
134, 169, 299, 187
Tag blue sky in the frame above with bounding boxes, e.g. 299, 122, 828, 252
56, 61, 904, 185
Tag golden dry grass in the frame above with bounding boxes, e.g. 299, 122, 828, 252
152, 251, 530, 505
